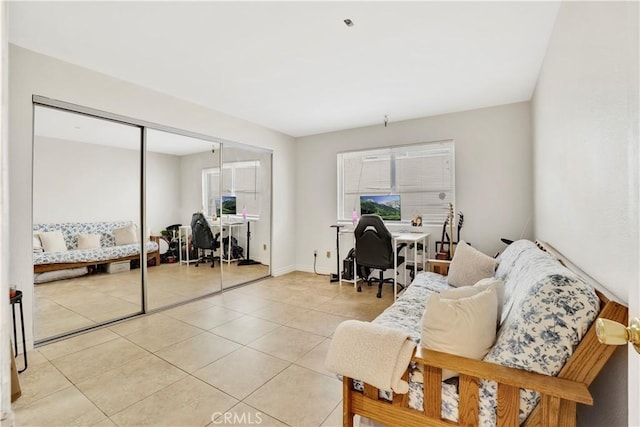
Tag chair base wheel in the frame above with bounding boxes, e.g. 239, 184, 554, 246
357, 286, 362, 292
376, 292, 382, 298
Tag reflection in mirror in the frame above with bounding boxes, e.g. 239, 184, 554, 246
144, 130, 272, 310
144, 129, 223, 308
217, 144, 272, 289
32, 105, 144, 342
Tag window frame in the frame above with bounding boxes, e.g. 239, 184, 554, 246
202, 160, 261, 219
336, 140, 455, 226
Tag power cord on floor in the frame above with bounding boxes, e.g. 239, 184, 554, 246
313, 252, 330, 276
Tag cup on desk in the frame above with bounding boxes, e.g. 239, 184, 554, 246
9, 284, 17, 299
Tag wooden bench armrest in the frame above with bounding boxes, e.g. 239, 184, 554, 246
427, 259, 451, 275
414, 347, 592, 405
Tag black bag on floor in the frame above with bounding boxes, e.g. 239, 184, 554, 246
342, 248, 371, 280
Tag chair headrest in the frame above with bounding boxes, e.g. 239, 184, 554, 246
355, 214, 391, 238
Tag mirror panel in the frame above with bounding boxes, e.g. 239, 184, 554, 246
33, 105, 143, 342
219, 144, 272, 288
145, 129, 223, 309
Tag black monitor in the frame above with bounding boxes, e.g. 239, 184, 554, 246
359, 195, 401, 221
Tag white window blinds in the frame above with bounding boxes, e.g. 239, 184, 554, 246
337, 140, 454, 225
202, 160, 260, 217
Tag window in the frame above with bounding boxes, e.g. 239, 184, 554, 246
202, 160, 260, 218
337, 140, 454, 225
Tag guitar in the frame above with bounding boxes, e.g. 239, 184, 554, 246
448, 203, 455, 259
436, 203, 455, 260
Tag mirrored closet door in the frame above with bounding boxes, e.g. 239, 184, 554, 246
144, 129, 223, 309
217, 143, 272, 289
32, 105, 144, 342
32, 99, 273, 342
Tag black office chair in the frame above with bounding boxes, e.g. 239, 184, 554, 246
190, 213, 220, 268
354, 214, 406, 298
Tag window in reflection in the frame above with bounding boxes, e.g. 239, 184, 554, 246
202, 160, 260, 219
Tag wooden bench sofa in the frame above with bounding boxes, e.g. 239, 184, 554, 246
33, 221, 160, 274
341, 240, 627, 427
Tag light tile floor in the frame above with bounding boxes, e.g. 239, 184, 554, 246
34, 261, 270, 341
13, 272, 394, 426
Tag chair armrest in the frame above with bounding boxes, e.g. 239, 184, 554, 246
414, 347, 592, 405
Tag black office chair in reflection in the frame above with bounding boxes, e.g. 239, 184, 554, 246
354, 214, 406, 298
190, 213, 220, 268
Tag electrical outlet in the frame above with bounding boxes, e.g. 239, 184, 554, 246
326, 251, 331, 258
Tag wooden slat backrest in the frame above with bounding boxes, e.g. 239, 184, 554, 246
497, 383, 519, 427
423, 365, 442, 417
392, 371, 409, 407
458, 374, 479, 426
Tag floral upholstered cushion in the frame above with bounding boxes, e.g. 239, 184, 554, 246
33, 221, 158, 266
478, 240, 599, 425
33, 241, 158, 266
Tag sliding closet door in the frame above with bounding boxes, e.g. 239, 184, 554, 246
219, 144, 272, 289
144, 129, 222, 310
32, 99, 273, 342
32, 105, 143, 342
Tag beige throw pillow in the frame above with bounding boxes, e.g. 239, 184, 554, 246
441, 277, 505, 326
39, 230, 67, 253
421, 287, 498, 380
33, 233, 43, 252
473, 277, 505, 324
447, 241, 497, 287
77, 233, 102, 250
113, 224, 138, 246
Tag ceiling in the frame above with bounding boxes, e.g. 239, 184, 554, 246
9, 1, 560, 138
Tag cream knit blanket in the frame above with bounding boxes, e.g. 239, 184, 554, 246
325, 320, 416, 394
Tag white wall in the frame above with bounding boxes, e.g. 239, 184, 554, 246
146, 151, 182, 235
9, 45, 296, 349
33, 136, 140, 224
295, 102, 533, 274
532, 2, 639, 426
32, 136, 182, 237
